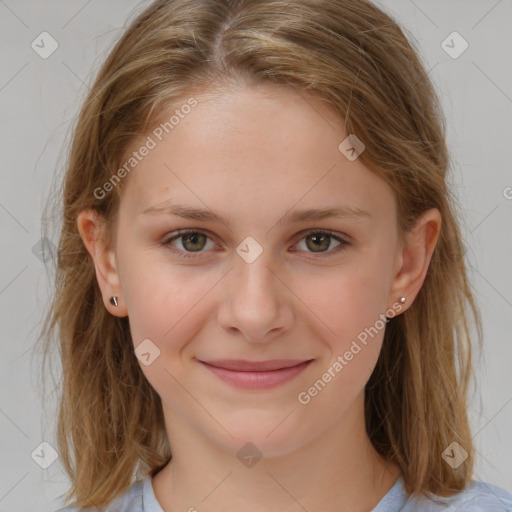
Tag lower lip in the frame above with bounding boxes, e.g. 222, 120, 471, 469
199, 360, 313, 390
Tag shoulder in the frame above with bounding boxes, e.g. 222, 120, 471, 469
403, 479, 512, 511
54, 479, 145, 512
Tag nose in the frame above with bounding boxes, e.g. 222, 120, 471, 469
216, 249, 294, 344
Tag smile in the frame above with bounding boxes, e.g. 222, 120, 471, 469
197, 359, 314, 390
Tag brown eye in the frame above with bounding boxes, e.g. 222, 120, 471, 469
163, 228, 350, 260
181, 232, 207, 252
305, 232, 331, 252
163, 229, 215, 257
294, 230, 349, 256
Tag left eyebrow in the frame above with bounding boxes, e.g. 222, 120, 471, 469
141, 200, 373, 229
276, 205, 373, 228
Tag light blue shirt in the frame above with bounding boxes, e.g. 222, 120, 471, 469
56, 473, 512, 511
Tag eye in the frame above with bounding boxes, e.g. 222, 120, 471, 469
293, 229, 350, 256
162, 229, 216, 258
162, 228, 350, 259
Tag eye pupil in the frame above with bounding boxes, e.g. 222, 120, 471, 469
307, 233, 330, 252
183, 233, 206, 252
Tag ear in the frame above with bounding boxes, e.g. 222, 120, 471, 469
387, 208, 441, 313
77, 209, 128, 317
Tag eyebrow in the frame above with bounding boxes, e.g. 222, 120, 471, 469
141, 200, 372, 228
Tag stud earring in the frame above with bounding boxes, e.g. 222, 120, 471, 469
110, 296, 118, 307
386, 296, 407, 323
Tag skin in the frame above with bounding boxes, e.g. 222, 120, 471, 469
78, 83, 441, 512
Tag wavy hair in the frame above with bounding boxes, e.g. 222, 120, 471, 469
39, 0, 483, 507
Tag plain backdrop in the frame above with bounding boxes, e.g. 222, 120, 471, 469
0, 0, 511, 510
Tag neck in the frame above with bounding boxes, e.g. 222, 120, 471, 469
152, 392, 401, 512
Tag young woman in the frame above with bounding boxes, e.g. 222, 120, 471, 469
41, 0, 512, 510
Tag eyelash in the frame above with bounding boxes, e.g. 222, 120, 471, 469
162, 228, 350, 259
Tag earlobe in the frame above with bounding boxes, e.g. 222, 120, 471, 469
387, 208, 442, 312
76, 209, 128, 317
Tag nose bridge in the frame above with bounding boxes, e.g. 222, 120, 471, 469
216, 237, 291, 341
232, 237, 280, 300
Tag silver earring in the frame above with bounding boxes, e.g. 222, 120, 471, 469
386, 296, 407, 322
110, 296, 118, 307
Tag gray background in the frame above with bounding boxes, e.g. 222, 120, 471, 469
0, 0, 511, 510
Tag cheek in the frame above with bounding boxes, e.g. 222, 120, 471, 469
122, 255, 221, 360
298, 264, 387, 340
295, 271, 388, 411
293, 257, 390, 390
123, 263, 219, 409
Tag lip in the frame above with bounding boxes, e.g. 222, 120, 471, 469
198, 359, 313, 390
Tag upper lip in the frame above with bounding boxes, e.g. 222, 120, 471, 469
199, 359, 312, 371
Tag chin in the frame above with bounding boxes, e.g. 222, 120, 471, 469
207, 411, 314, 460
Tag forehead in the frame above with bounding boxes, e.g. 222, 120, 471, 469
119, 84, 394, 223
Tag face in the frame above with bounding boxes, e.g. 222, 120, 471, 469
102, 84, 406, 457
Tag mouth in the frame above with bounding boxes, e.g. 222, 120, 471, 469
197, 359, 314, 390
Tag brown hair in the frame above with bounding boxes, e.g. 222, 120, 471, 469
39, 0, 483, 507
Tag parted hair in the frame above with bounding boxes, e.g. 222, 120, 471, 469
39, 0, 483, 507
